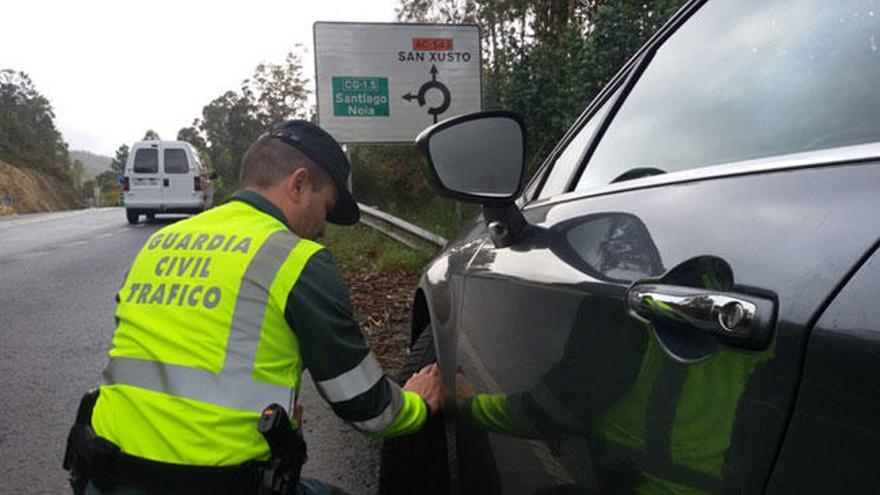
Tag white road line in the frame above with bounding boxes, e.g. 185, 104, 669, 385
0, 208, 116, 231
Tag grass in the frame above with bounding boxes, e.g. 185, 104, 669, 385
322, 223, 435, 275
363, 196, 481, 240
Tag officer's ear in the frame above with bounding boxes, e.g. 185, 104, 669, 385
286, 167, 311, 203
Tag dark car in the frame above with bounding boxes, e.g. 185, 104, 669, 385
380, 0, 880, 493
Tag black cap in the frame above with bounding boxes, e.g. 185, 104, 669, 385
268, 120, 360, 225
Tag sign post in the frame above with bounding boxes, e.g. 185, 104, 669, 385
314, 22, 482, 144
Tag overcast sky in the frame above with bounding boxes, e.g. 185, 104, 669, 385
1, 0, 397, 156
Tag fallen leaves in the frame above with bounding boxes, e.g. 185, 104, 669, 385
341, 266, 419, 379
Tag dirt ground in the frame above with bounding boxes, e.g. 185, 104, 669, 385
339, 266, 420, 380
0, 160, 83, 214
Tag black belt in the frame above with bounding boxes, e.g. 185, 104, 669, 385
63, 390, 301, 495
93, 450, 267, 494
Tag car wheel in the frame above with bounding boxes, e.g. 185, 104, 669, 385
126, 209, 139, 224
379, 326, 449, 495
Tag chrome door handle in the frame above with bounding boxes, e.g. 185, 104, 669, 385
627, 284, 775, 350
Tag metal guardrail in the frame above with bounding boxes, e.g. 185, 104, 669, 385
358, 203, 447, 252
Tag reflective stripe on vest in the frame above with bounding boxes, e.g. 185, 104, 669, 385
312, 353, 402, 433
103, 229, 300, 413
352, 377, 404, 433
314, 352, 384, 403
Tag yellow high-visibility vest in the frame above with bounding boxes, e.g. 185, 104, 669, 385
92, 200, 323, 466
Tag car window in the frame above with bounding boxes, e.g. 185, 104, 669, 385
537, 86, 623, 200
576, 0, 880, 191
133, 148, 158, 174
191, 150, 202, 171
164, 149, 189, 174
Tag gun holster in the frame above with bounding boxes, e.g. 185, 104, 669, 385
63, 389, 120, 495
258, 404, 308, 495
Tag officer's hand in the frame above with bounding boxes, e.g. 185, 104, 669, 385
403, 363, 442, 415
441, 372, 475, 411
455, 372, 475, 399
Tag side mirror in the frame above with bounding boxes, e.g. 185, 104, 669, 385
416, 111, 526, 204
417, 111, 530, 247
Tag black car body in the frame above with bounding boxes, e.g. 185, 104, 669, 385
382, 0, 880, 493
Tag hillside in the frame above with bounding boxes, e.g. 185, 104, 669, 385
0, 159, 83, 215
70, 150, 113, 180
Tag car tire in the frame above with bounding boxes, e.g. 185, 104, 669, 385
379, 326, 449, 495
126, 209, 139, 224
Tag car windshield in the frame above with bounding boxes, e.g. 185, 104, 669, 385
576, 0, 880, 191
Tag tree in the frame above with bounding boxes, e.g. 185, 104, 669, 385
0, 69, 72, 179
81, 178, 97, 203
197, 90, 264, 200
180, 49, 311, 202
176, 123, 207, 154
70, 159, 85, 188
95, 169, 121, 206
248, 50, 310, 125
110, 144, 129, 174
143, 129, 161, 140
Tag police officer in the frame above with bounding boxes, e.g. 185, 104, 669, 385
63, 120, 443, 494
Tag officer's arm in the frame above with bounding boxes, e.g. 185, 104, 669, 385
454, 372, 537, 438
285, 249, 427, 437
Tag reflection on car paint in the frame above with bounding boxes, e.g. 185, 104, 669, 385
454, 214, 782, 493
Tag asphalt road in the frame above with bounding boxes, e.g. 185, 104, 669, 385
0, 208, 379, 494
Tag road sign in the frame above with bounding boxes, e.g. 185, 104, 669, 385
314, 22, 482, 144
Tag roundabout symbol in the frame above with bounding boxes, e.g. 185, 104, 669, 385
402, 65, 451, 123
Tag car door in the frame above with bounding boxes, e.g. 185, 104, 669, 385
129, 144, 162, 207
767, 246, 880, 492
448, 0, 880, 492
162, 145, 192, 208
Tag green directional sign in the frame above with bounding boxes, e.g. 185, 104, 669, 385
332, 76, 390, 117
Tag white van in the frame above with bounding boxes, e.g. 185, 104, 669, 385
123, 140, 215, 224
